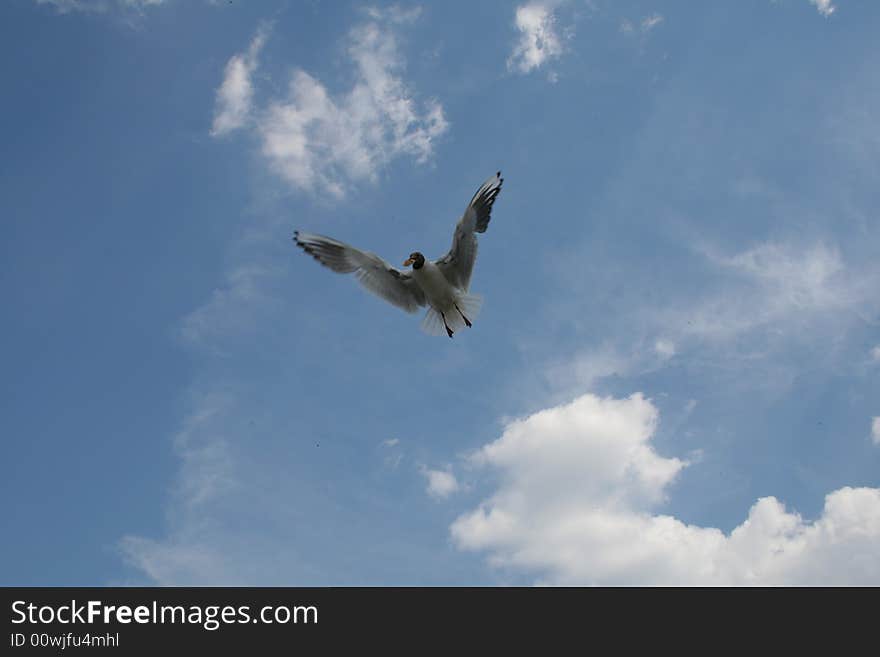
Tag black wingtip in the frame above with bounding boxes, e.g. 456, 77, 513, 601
496, 170, 501, 177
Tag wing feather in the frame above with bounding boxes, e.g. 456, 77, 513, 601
435, 171, 503, 291
293, 231, 426, 313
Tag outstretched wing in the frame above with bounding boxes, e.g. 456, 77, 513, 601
293, 231, 426, 313
435, 171, 503, 291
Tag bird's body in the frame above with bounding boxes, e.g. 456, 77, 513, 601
293, 171, 503, 337
411, 259, 480, 337
412, 259, 456, 314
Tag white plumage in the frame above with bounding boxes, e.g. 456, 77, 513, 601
294, 171, 503, 338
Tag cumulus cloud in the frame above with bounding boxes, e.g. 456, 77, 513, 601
810, 0, 836, 17
214, 15, 448, 197
211, 27, 269, 136
507, 2, 567, 75
451, 392, 880, 584
421, 466, 460, 500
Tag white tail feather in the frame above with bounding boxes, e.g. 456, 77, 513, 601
420, 292, 483, 336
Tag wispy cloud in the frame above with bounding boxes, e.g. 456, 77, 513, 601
543, 344, 636, 394
679, 242, 858, 339
211, 26, 270, 137
179, 264, 282, 350
119, 389, 242, 585
215, 13, 448, 198
640, 14, 664, 32
872, 417, 880, 445
35, 0, 167, 13
452, 392, 880, 584
507, 2, 567, 75
654, 339, 676, 359
810, 0, 836, 17
665, 241, 878, 350
382, 438, 403, 469
621, 13, 664, 36
539, 239, 877, 402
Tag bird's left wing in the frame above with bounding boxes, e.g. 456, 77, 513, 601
435, 171, 503, 291
293, 231, 426, 313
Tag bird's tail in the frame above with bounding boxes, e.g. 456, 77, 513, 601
421, 292, 483, 336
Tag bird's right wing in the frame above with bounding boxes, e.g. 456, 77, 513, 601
293, 231, 426, 313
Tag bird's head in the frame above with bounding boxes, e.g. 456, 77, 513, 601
403, 252, 425, 269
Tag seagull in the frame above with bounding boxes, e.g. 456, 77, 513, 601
293, 171, 503, 338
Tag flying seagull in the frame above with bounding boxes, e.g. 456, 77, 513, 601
293, 171, 503, 338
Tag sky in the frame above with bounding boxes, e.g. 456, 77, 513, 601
2, 0, 879, 586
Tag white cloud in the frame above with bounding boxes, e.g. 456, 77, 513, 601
422, 466, 460, 500
507, 2, 566, 75
216, 15, 448, 197
211, 27, 269, 137
451, 392, 880, 584
810, 0, 836, 17
382, 438, 400, 448
872, 417, 880, 445
871, 346, 880, 362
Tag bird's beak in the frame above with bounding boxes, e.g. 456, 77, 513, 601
403, 257, 414, 267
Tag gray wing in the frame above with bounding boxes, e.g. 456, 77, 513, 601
293, 231, 426, 313
435, 171, 503, 291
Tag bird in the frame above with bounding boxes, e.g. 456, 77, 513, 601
293, 171, 503, 338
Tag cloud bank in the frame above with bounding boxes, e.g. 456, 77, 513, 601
452, 393, 880, 585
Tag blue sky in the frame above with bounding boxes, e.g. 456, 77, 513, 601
2, 0, 879, 585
